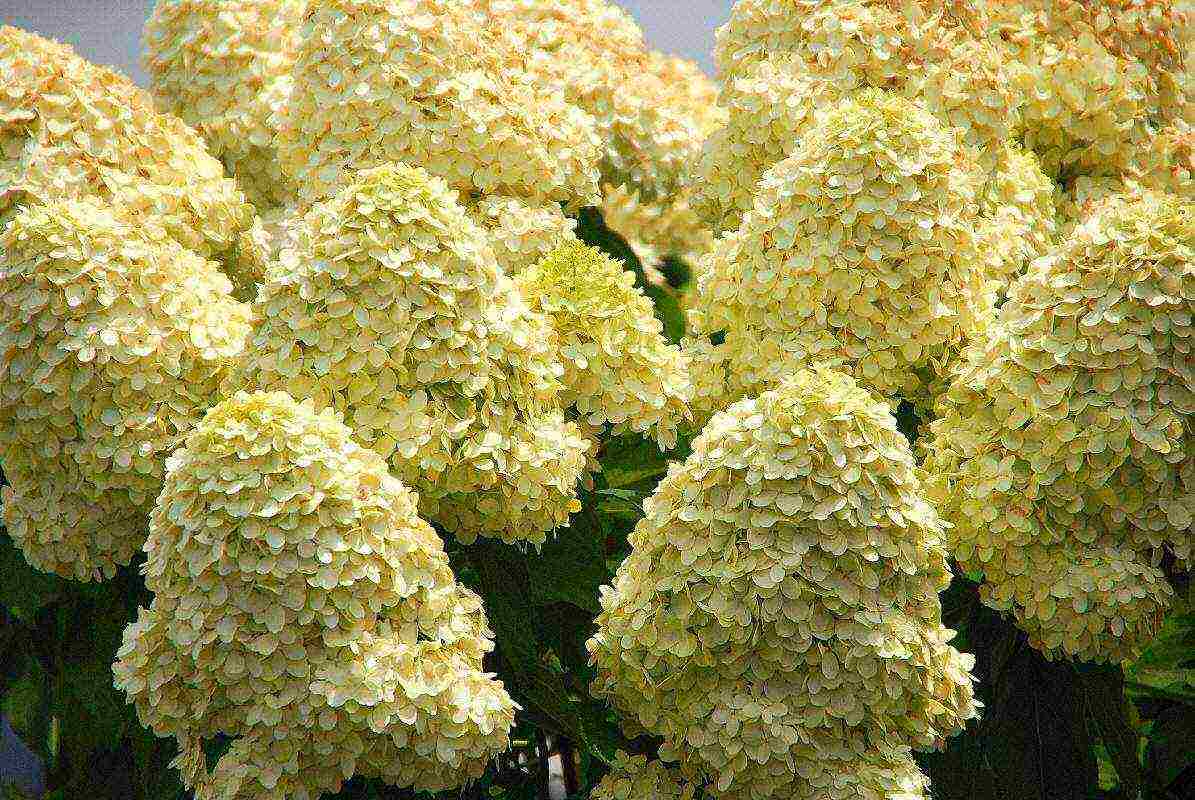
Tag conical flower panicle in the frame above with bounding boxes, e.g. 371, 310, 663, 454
276, 0, 600, 207
696, 0, 1017, 232
985, 0, 1190, 179
0, 198, 250, 580
589, 368, 977, 800
0, 26, 265, 296
923, 189, 1194, 663
478, 0, 722, 201
232, 163, 589, 544
693, 55, 834, 235
114, 391, 515, 799
143, 0, 305, 210
685, 90, 993, 421
516, 241, 693, 449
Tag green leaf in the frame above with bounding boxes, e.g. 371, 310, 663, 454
1078, 664, 1144, 800
529, 510, 608, 614
599, 433, 671, 490
467, 541, 623, 762
0, 531, 64, 621
920, 576, 1102, 800
1146, 706, 1195, 792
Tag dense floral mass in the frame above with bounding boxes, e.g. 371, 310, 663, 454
0, 0, 1191, 797
589, 368, 978, 800
0, 199, 250, 580
517, 241, 693, 448
230, 163, 591, 545
685, 89, 993, 419
114, 391, 515, 798
923, 190, 1194, 663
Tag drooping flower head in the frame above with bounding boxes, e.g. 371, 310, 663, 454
276, 0, 600, 208
143, 0, 306, 210
922, 190, 1194, 663
517, 241, 693, 449
686, 90, 993, 421
0, 26, 266, 296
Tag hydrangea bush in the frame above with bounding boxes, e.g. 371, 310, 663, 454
0, 1, 1191, 800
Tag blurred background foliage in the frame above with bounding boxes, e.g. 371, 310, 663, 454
1, 211, 1191, 800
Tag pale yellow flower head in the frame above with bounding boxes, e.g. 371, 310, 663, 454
589, 367, 977, 800
231, 163, 589, 545
0, 198, 250, 580
0, 26, 265, 296
114, 390, 515, 799
143, 0, 306, 210
923, 189, 1194, 663
276, 0, 601, 207
517, 240, 693, 449
686, 89, 993, 422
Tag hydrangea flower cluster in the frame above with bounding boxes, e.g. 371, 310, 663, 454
516, 241, 693, 448
987, 0, 1192, 181
684, 90, 993, 421
480, 0, 721, 202
113, 391, 515, 799
276, 0, 601, 209
589, 368, 978, 800
591, 753, 695, 800
230, 163, 590, 545
0, 199, 250, 580
695, 0, 1018, 234
0, 26, 266, 296
922, 190, 1194, 663
143, 0, 305, 211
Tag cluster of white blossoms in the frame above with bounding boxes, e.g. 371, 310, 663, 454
695, 0, 1018, 234
143, 0, 305, 211
922, 190, 1194, 663
0, 199, 250, 580
277, 0, 600, 209
113, 391, 515, 799
516, 241, 693, 448
589, 368, 978, 800
591, 753, 695, 800
0, 26, 267, 297
685, 90, 993, 421
230, 164, 591, 545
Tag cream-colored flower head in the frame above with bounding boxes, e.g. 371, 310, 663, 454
466, 195, 579, 276
588, 367, 977, 800
710, 1, 1016, 156
599, 183, 715, 275
693, 56, 835, 235
977, 142, 1060, 287
231, 163, 589, 545
0, 198, 250, 580
592, 753, 695, 800
113, 390, 515, 799
0, 26, 263, 296
276, 0, 600, 207
143, 0, 305, 210
516, 241, 693, 449
479, 0, 719, 200
922, 190, 1194, 663
685, 90, 992, 423
987, 0, 1192, 127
